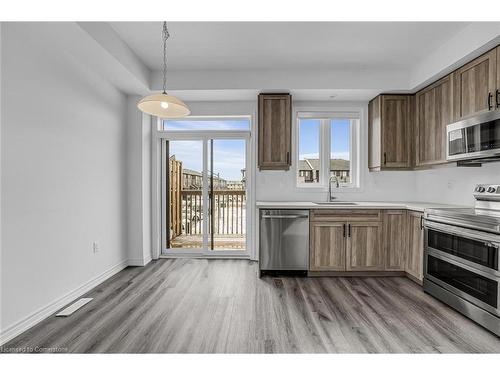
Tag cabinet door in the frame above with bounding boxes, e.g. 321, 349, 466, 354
258, 94, 291, 170
346, 222, 384, 271
497, 46, 500, 110
415, 75, 453, 166
406, 211, 424, 282
368, 96, 381, 170
310, 222, 346, 271
383, 210, 407, 271
381, 95, 411, 168
453, 49, 497, 121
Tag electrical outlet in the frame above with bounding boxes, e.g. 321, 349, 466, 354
92, 241, 99, 253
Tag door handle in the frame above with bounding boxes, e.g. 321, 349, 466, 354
488, 92, 493, 110
261, 215, 308, 219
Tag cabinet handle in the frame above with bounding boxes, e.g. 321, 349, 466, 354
286, 151, 290, 165
420, 216, 424, 230
348, 224, 351, 237
496, 89, 500, 109
343, 223, 346, 238
384, 152, 387, 165
488, 92, 493, 110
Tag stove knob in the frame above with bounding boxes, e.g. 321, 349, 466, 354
487, 186, 497, 193
477, 186, 486, 193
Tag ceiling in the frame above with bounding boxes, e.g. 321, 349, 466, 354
110, 22, 470, 72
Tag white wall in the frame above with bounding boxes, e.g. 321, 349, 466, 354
126, 95, 152, 266
1, 23, 129, 340
255, 101, 417, 202
182, 100, 417, 203
414, 163, 500, 206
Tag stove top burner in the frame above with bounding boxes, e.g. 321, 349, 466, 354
424, 184, 500, 234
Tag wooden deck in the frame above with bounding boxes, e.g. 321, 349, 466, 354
170, 234, 245, 250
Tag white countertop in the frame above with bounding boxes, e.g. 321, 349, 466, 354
255, 201, 466, 212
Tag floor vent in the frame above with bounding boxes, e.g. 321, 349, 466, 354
56, 298, 93, 317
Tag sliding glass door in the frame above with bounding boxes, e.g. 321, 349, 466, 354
160, 123, 250, 256
208, 139, 247, 251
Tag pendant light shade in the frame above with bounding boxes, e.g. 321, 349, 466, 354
138, 22, 190, 118
137, 93, 190, 118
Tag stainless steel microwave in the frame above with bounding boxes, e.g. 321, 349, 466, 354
447, 111, 500, 162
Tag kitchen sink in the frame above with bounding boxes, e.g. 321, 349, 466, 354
314, 202, 358, 205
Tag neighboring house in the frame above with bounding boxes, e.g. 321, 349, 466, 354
182, 168, 227, 189
227, 181, 245, 190
298, 158, 350, 183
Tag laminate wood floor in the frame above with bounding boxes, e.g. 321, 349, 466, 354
3, 259, 500, 353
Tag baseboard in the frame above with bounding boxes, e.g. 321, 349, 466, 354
307, 270, 406, 277
405, 272, 424, 286
128, 256, 152, 266
0, 259, 129, 346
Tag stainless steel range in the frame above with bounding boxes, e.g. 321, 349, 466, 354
423, 184, 500, 336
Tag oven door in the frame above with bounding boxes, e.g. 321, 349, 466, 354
424, 220, 500, 274
424, 250, 500, 317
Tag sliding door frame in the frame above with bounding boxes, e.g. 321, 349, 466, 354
153, 117, 253, 259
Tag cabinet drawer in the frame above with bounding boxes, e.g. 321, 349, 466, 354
310, 209, 382, 222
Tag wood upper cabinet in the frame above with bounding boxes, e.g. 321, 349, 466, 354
258, 94, 291, 170
415, 74, 453, 166
383, 210, 407, 271
497, 46, 500, 110
405, 210, 424, 283
346, 222, 384, 271
310, 222, 346, 271
453, 48, 498, 121
368, 95, 412, 171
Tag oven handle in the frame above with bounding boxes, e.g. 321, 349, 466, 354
424, 220, 500, 247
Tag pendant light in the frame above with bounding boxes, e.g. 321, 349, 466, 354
138, 22, 190, 118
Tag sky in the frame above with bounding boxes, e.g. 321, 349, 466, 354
166, 120, 248, 181
299, 119, 350, 161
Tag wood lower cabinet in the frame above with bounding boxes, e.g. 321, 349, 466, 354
453, 48, 497, 121
415, 74, 453, 166
383, 210, 407, 271
309, 222, 346, 271
309, 210, 383, 272
405, 210, 424, 283
309, 209, 426, 280
258, 94, 291, 170
346, 222, 384, 271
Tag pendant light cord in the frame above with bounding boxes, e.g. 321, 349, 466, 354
162, 21, 170, 94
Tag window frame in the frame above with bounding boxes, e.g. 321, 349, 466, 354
295, 111, 360, 191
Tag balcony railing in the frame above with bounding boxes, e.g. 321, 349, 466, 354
170, 189, 246, 239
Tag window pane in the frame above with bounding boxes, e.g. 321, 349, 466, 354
167, 140, 204, 249
209, 139, 246, 251
330, 119, 351, 185
163, 119, 250, 131
298, 119, 320, 184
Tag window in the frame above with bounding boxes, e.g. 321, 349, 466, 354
163, 118, 250, 131
297, 113, 359, 189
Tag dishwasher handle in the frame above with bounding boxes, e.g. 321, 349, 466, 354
261, 214, 309, 219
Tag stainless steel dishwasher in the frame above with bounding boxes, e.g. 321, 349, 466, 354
259, 209, 309, 276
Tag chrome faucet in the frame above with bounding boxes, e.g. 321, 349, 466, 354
328, 175, 340, 202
